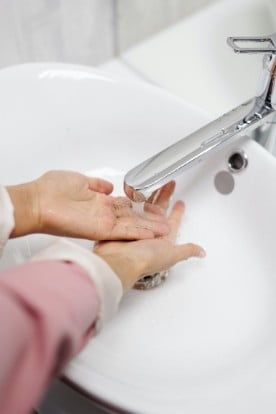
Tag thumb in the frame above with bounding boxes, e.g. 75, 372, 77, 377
174, 243, 206, 262
87, 177, 114, 194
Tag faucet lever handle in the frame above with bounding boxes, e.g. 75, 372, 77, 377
227, 33, 276, 54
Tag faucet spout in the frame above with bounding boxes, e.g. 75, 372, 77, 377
124, 33, 276, 202
124, 99, 274, 202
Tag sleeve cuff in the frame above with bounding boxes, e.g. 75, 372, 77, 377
30, 239, 123, 332
0, 186, 15, 256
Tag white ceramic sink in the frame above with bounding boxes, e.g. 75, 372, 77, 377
1, 64, 276, 414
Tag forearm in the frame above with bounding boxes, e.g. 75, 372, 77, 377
0, 185, 15, 254
6, 180, 39, 238
0, 260, 100, 414
0, 180, 39, 247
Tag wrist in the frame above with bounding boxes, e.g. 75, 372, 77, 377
95, 250, 142, 292
6, 180, 40, 237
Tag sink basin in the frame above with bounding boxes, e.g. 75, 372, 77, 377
1, 63, 276, 414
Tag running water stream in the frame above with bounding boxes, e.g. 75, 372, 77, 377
131, 201, 145, 215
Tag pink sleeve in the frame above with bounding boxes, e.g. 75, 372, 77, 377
0, 260, 100, 414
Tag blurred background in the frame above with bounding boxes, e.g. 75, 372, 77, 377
0, 0, 217, 67
0, 0, 275, 115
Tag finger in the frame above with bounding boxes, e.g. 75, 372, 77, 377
134, 218, 171, 237
168, 200, 185, 241
87, 177, 114, 194
112, 218, 170, 240
147, 189, 160, 204
174, 243, 206, 262
142, 210, 169, 224
154, 181, 176, 213
110, 224, 155, 240
144, 203, 164, 216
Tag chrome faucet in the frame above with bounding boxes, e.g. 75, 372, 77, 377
124, 33, 276, 202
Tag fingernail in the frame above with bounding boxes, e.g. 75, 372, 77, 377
176, 200, 185, 208
198, 249, 206, 258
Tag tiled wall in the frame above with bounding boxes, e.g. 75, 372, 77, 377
0, 0, 216, 68
0, 0, 115, 67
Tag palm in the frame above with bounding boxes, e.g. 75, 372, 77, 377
95, 201, 193, 276
35, 171, 169, 240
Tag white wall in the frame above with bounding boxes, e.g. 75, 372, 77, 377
116, 0, 217, 52
0, 0, 217, 68
0, 0, 115, 67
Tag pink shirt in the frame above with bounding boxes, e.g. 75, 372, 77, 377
0, 186, 123, 414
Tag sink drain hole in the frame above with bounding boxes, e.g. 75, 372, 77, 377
228, 150, 248, 173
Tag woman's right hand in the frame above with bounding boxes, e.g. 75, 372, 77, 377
6, 170, 170, 240
94, 182, 206, 292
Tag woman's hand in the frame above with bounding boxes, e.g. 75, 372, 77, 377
94, 182, 206, 292
6, 170, 170, 240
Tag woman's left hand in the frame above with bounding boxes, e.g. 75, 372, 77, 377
6, 170, 170, 240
